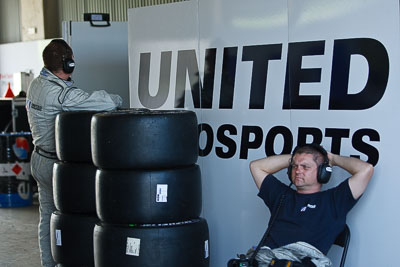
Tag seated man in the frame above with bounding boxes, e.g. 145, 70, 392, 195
248, 144, 373, 266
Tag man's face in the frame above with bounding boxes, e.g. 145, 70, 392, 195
290, 153, 321, 193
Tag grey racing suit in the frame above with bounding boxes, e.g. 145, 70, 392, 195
26, 68, 122, 267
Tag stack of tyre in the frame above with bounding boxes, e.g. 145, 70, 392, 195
91, 109, 210, 267
50, 111, 100, 266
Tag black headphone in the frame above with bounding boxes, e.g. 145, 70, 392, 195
51, 39, 75, 74
287, 143, 332, 184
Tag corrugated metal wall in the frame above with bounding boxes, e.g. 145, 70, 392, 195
60, 0, 187, 22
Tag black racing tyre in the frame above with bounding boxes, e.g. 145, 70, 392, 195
96, 164, 202, 223
53, 162, 97, 214
94, 218, 210, 267
50, 211, 99, 266
91, 110, 198, 169
55, 111, 99, 163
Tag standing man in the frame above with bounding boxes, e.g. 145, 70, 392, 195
248, 144, 373, 266
26, 39, 122, 267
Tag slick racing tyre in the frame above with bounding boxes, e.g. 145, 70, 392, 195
91, 110, 198, 169
53, 162, 97, 214
94, 218, 210, 267
55, 111, 99, 163
50, 211, 99, 266
96, 164, 202, 223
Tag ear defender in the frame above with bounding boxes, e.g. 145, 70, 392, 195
288, 144, 332, 184
62, 56, 75, 74
317, 159, 332, 184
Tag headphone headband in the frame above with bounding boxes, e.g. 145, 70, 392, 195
291, 143, 329, 164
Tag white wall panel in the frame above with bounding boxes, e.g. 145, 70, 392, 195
128, 0, 400, 266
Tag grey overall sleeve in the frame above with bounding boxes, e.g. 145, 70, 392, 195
61, 87, 123, 111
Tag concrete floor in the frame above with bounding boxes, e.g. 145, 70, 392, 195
0, 203, 41, 267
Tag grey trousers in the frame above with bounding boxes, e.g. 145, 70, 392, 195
30, 151, 57, 267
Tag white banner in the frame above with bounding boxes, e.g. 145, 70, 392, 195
128, 0, 400, 266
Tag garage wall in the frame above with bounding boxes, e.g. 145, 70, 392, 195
0, 0, 20, 44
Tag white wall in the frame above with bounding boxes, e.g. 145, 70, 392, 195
0, 39, 50, 96
128, 0, 399, 266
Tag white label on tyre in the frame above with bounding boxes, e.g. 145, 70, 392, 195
205, 240, 209, 258
56, 229, 62, 246
126, 237, 140, 256
156, 184, 168, 202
